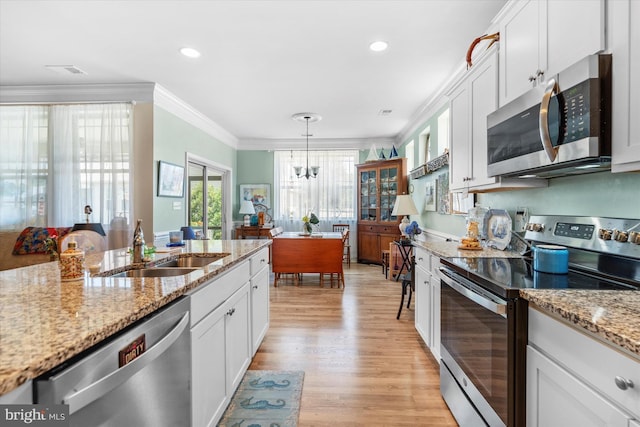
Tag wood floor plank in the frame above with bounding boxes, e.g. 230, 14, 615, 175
249, 263, 458, 426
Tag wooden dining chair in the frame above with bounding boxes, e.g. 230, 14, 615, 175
341, 228, 351, 267
397, 256, 415, 319
332, 223, 349, 233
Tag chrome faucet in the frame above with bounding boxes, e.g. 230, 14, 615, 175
132, 219, 145, 263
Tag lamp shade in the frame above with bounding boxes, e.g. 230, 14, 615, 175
391, 195, 419, 216
239, 200, 256, 215
72, 222, 106, 236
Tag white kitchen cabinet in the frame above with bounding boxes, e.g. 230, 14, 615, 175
429, 254, 441, 361
498, 0, 605, 106
414, 247, 431, 346
250, 248, 270, 355
449, 48, 546, 193
190, 260, 254, 427
0, 380, 32, 404
609, 0, 640, 172
528, 307, 640, 426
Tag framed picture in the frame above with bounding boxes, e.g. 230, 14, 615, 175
436, 172, 450, 215
240, 184, 271, 208
424, 181, 436, 211
157, 161, 185, 198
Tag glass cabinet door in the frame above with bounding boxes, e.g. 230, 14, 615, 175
379, 166, 398, 222
360, 169, 377, 221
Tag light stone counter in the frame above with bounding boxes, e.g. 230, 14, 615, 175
0, 239, 271, 396
521, 289, 640, 360
412, 239, 522, 259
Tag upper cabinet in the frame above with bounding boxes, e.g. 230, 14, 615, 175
609, 0, 640, 172
498, 0, 605, 106
449, 48, 546, 193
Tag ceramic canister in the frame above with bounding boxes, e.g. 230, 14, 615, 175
60, 240, 85, 281
533, 244, 569, 274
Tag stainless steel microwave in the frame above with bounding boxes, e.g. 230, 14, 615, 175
487, 54, 612, 178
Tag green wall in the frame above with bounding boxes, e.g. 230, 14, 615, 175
153, 106, 237, 233
236, 151, 274, 220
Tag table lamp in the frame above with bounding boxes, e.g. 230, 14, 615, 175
239, 200, 256, 226
391, 195, 418, 238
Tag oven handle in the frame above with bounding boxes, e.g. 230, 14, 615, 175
439, 266, 507, 317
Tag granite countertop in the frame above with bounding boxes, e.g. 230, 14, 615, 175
412, 239, 523, 259
521, 289, 640, 361
0, 239, 271, 396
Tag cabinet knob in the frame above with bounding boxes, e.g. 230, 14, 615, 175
253, 285, 259, 289
227, 307, 236, 316
261, 258, 266, 263
614, 376, 634, 391
528, 75, 536, 82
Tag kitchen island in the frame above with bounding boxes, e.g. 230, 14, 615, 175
0, 239, 271, 397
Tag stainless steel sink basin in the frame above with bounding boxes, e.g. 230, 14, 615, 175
157, 254, 229, 268
109, 268, 198, 278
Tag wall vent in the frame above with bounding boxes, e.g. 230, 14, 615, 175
45, 65, 87, 75
378, 109, 393, 116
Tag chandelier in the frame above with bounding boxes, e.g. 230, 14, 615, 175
291, 113, 321, 179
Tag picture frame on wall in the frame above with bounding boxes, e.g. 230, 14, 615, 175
424, 180, 436, 211
240, 184, 271, 208
157, 161, 185, 198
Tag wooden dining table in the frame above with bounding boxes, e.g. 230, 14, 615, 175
271, 232, 345, 288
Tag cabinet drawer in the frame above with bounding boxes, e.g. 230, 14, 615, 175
529, 307, 640, 419
189, 261, 250, 327
414, 247, 431, 271
359, 224, 399, 235
250, 248, 269, 276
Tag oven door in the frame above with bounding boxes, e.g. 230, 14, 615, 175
440, 266, 511, 427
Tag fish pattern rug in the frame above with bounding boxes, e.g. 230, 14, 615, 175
218, 370, 304, 427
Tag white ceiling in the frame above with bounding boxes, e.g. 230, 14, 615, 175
0, 0, 506, 149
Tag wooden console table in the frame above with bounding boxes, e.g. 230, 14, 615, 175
235, 226, 272, 239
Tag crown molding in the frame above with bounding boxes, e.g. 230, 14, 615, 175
153, 84, 238, 149
238, 136, 396, 151
0, 83, 155, 103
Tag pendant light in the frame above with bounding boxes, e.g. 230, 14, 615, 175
292, 112, 321, 179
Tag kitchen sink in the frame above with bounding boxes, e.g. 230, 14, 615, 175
109, 267, 198, 278
156, 254, 229, 268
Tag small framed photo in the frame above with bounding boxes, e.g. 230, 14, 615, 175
424, 181, 436, 211
157, 161, 185, 198
240, 184, 271, 208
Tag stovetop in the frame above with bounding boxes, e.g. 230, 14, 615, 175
441, 215, 640, 299
441, 256, 639, 299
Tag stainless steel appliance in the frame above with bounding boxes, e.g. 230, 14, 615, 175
487, 54, 612, 178
35, 297, 191, 427
439, 215, 640, 427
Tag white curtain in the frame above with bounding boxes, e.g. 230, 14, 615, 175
0, 103, 133, 234
49, 103, 133, 229
273, 150, 357, 255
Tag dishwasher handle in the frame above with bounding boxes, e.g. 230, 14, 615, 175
439, 266, 507, 317
64, 311, 190, 414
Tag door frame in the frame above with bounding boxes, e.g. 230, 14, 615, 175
185, 152, 232, 239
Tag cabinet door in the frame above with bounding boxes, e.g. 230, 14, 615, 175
226, 284, 251, 393
191, 303, 227, 427
449, 80, 470, 191
357, 230, 380, 264
250, 266, 270, 355
379, 166, 399, 222
414, 263, 431, 346
610, 0, 640, 172
527, 346, 631, 427
546, 0, 605, 78
499, 0, 541, 105
429, 274, 441, 361
359, 169, 378, 221
469, 50, 499, 188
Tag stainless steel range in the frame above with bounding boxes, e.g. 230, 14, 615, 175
438, 215, 640, 427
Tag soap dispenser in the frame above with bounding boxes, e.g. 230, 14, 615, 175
60, 238, 85, 281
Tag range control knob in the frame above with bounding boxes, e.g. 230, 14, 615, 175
527, 223, 544, 232
599, 228, 613, 240
629, 231, 640, 245
613, 230, 629, 243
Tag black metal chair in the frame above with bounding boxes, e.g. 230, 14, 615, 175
397, 256, 415, 319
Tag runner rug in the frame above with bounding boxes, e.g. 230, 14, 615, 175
218, 370, 305, 427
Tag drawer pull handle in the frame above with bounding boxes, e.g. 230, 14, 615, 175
614, 376, 634, 391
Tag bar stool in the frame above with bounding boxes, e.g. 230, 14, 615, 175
397, 256, 415, 319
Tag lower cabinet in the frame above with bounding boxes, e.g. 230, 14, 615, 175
414, 247, 441, 362
527, 307, 639, 427
190, 249, 270, 427
191, 282, 251, 427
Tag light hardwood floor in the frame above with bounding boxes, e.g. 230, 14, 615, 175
249, 263, 458, 426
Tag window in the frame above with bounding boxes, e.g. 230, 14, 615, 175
405, 139, 415, 172
437, 108, 450, 156
0, 104, 133, 231
273, 150, 357, 223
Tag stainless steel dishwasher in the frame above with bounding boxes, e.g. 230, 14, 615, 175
35, 297, 191, 427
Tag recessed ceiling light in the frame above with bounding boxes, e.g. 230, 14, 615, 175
369, 41, 388, 52
180, 47, 201, 58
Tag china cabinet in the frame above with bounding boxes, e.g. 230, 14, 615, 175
356, 158, 407, 264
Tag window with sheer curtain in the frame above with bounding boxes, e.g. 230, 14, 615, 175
273, 150, 357, 231
0, 103, 133, 231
